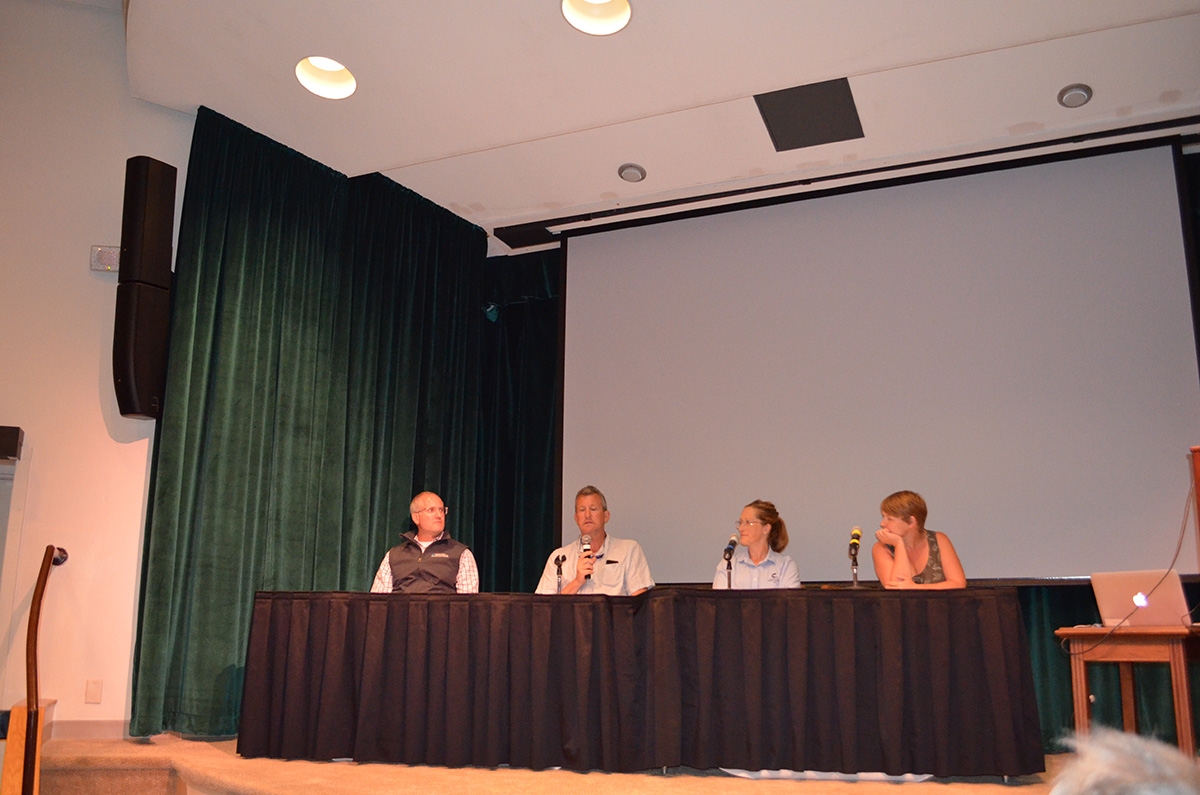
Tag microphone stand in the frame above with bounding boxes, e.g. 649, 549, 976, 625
723, 545, 733, 590
554, 555, 566, 594
848, 527, 863, 588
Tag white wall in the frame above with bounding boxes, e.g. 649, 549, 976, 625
0, 0, 193, 734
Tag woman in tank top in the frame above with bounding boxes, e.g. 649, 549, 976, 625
871, 490, 966, 589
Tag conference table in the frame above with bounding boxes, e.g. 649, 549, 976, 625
236, 586, 1044, 776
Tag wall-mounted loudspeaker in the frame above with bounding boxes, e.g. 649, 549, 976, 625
113, 156, 177, 419
0, 426, 23, 461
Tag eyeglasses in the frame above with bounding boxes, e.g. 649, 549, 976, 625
416, 506, 448, 516
733, 520, 764, 529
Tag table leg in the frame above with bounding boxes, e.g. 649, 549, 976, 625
1118, 662, 1137, 734
1069, 641, 1091, 736
1168, 640, 1195, 758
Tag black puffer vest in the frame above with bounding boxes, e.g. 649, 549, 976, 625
388, 532, 467, 593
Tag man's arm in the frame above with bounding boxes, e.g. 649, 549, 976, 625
559, 545, 596, 594
622, 541, 655, 596
456, 549, 480, 593
370, 554, 391, 593
535, 545, 596, 594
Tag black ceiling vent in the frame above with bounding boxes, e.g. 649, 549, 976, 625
754, 77, 864, 152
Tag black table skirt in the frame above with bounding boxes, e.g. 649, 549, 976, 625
236, 586, 1044, 775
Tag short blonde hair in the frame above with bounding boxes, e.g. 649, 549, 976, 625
575, 485, 607, 512
880, 490, 927, 529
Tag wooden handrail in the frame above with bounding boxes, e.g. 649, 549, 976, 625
20, 545, 67, 795
1191, 447, 1200, 575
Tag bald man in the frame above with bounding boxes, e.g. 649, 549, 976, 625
370, 491, 479, 593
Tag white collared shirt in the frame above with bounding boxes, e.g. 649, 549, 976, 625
535, 535, 655, 595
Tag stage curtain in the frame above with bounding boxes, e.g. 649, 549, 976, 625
472, 250, 564, 592
338, 171, 486, 567
1178, 147, 1200, 381
130, 107, 488, 736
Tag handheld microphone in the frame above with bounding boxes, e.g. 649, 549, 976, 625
848, 526, 862, 561
723, 532, 738, 561
581, 534, 592, 580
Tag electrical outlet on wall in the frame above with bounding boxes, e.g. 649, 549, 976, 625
84, 679, 102, 704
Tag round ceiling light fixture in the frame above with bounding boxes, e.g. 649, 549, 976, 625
295, 56, 357, 99
562, 0, 631, 36
618, 162, 646, 183
1057, 83, 1092, 109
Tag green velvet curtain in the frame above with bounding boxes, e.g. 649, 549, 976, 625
1179, 147, 1200, 387
471, 250, 565, 592
130, 107, 564, 736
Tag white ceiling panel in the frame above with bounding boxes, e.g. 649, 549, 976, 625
123, 1, 1200, 251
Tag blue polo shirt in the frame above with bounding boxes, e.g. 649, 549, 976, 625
712, 546, 801, 589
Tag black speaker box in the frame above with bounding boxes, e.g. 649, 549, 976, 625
114, 155, 176, 419
114, 282, 171, 419
119, 156, 176, 290
0, 426, 23, 461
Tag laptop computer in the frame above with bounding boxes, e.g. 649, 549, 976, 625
1089, 569, 1195, 628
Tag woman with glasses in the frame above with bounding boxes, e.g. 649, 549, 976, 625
712, 499, 801, 589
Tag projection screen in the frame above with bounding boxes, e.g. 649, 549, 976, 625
562, 145, 1200, 583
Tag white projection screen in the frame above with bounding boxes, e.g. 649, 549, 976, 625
562, 145, 1200, 584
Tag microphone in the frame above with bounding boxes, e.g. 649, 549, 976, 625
581, 534, 592, 580
723, 532, 738, 561
848, 526, 862, 561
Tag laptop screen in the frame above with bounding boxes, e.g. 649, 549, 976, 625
1089, 569, 1194, 628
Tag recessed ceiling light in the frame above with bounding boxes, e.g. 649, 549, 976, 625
1057, 83, 1092, 109
562, 0, 631, 36
295, 56, 357, 100
618, 163, 646, 183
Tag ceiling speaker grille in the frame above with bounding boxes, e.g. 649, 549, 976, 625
754, 78, 864, 152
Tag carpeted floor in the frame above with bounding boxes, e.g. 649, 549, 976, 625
35, 734, 1065, 795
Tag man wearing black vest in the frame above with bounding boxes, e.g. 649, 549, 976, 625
370, 491, 479, 593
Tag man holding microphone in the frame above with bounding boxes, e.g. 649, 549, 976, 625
535, 485, 654, 595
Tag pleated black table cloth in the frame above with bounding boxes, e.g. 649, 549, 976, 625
236, 586, 1043, 775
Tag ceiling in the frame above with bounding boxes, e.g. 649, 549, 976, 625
121, 1, 1200, 255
